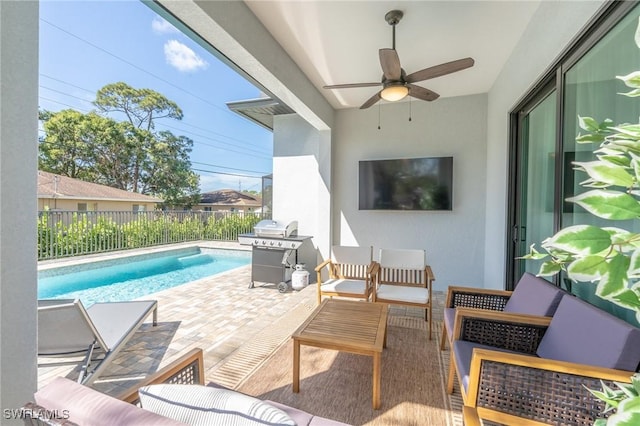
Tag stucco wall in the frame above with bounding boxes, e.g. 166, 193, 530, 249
0, 0, 39, 416
332, 94, 487, 291
272, 114, 331, 270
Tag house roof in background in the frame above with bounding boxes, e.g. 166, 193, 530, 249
37, 171, 163, 203
198, 189, 261, 206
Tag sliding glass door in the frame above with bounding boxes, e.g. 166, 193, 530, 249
512, 90, 557, 281
508, 1, 640, 324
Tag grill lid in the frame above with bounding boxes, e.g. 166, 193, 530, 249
254, 220, 298, 238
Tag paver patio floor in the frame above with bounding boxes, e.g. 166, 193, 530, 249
37, 242, 439, 397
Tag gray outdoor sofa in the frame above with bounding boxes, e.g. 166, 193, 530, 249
448, 293, 640, 425
441, 272, 565, 350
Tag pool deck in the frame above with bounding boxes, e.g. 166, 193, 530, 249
37, 241, 437, 397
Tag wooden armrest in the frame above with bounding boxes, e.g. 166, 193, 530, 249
425, 265, 435, 282
117, 347, 205, 404
470, 348, 635, 381
452, 308, 551, 352
462, 406, 482, 426
466, 348, 633, 426
314, 258, 332, 273
367, 261, 380, 275
445, 285, 512, 309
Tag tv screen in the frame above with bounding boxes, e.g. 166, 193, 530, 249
358, 157, 453, 211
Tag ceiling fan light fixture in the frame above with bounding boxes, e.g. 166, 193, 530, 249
380, 84, 408, 102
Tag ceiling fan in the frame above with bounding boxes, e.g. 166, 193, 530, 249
323, 10, 475, 109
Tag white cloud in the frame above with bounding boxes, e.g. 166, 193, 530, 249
152, 17, 179, 35
164, 40, 208, 72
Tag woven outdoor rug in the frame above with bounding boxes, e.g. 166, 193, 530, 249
236, 316, 460, 426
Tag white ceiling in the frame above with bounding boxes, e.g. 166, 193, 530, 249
245, 1, 542, 109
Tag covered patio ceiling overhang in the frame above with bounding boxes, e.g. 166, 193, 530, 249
150, 1, 543, 125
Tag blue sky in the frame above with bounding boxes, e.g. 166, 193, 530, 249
39, 1, 273, 194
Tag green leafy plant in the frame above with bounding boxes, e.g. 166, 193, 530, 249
37, 211, 265, 259
523, 76, 640, 322
590, 374, 640, 426
522, 19, 640, 425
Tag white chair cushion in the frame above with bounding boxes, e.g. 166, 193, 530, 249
320, 278, 367, 295
139, 384, 295, 426
376, 284, 429, 304
331, 245, 372, 265
379, 249, 426, 269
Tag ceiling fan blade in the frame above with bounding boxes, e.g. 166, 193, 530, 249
407, 84, 439, 102
323, 82, 382, 89
405, 57, 475, 83
379, 48, 402, 81
360, 91, 382, 109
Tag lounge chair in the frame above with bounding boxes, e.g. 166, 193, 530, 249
38, 298, 158, 385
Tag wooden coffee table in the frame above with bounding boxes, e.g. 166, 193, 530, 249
292, 299, 388, 409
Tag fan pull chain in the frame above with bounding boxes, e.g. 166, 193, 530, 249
409, 97, 412, 122
378, 102, 381, 130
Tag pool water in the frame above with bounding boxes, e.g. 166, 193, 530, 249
38, 247, 250, 306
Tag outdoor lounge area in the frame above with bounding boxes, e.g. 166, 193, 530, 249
34, 255, 464, 425
5, 1, 640, 425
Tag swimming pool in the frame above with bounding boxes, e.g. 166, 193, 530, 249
38, 247, 251, 306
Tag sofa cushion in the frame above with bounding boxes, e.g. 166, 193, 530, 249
379, 248, 426, 269
139, 384, 295, 426
503, 273, 564, 316
376, 284, 428, 304
34, 377, 186, 426
453, 340, 519, 393
536, 295, 640, 371
331, 245, 372, 265
443, 307, 456, 341
320, 278, 367, 295
266, 400, 350, 426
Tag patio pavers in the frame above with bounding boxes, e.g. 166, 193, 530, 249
37, 242, 441, 398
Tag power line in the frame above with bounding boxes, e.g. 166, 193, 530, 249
155, 121, 271, 158
192, 167, 264, 179
40, 74, 95, 95
37, 97, 272, 160
39, 75, 271, 155
37, 134, 272, 178
40, 18, 242, 122
191, 161, 269, 175
155, 117, 271, 153
40, 85, 94, 105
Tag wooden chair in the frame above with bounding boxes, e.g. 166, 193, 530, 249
373, 248, 435, 339
440, 273, 565, 350
315, 245, 378, 305
448, 295, 640, 425
463, 348, 633, 426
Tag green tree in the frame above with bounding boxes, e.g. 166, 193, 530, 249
39, 83, 200, 205
94, 82, 183, 131
39, 109, 122, 181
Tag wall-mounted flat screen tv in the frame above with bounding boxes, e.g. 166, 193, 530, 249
358, 156, 453, 211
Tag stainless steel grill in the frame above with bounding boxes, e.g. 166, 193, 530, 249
238, 220, 312, 292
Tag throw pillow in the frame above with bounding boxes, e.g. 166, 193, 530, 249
139, 384, 296, 426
